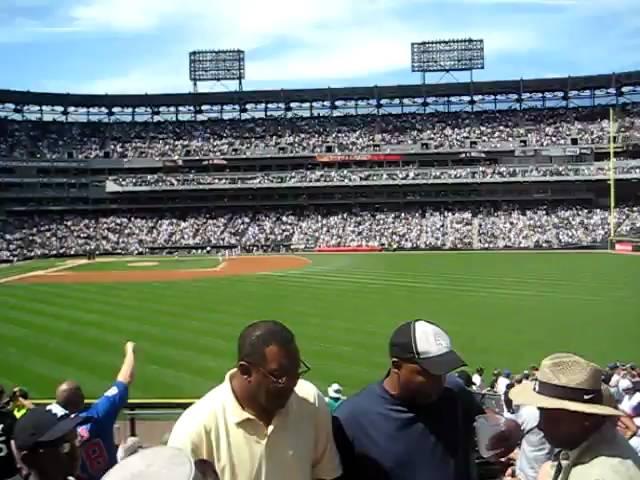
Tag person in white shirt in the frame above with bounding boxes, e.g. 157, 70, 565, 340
472, 367, 485, 391
619, 380, 640, 417
496, 370, 512, 396
618, 379, 640, 455
609, 364, 623, 389
505, 406, 554, 480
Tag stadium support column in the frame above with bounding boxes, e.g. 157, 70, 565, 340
472, 217, 480, 249
609, 107, 616, 239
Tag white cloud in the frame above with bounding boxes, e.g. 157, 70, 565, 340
67, 0, 542, 93
458, 0, 577, 4
84, 68, 190, 94
248, 27, 538, 82
23, 0, 636, 93
65, 0, 359, 36
68, 0, 191, 31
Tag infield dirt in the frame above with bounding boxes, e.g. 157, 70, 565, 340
9, 255, 310, 284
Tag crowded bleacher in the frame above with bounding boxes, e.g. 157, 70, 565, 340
1, 205, 640, 261
106, 162, 640, 189
2, 106, 640, 160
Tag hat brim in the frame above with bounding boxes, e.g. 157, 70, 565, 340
38, 415, 92, 444
510, 383, 621, 417
417, 349, 466, 375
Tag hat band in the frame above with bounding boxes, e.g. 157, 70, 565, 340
535, 380, 603, 404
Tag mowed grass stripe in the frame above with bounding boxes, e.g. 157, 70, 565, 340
0, 275, 391, 341
3, 255, 636, 344
0, 300, 230, 380
336, 265, 636, 289
1, 252, 638, 398
304, 252, 640, 285
0, 297, 228, 397
2, 258, 636, 344
299, 270, 635, 301
294, 256, 638, 296
0, 290, 236, 365
1, 281, 384, 393
264, 270, 627, 302
2, 279, 389, 394
0, 322, 116, 397
2, 281, 386, 371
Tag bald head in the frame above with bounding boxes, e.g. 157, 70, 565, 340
56, 381, 85, 414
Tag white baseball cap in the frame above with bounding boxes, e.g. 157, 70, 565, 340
327, 383, 345, 399
389, 320, 466, 375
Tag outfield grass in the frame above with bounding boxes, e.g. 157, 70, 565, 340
0, 252, 638, 400
0, 258, 63, 280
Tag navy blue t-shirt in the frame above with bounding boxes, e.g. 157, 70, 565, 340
333, 375, 483, 480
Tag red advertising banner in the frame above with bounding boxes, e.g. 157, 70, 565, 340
615, 242, 634, 252
315, 154, 404, 163
314, 246, 383, 252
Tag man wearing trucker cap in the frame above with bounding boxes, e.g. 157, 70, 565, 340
333, 319, 521, 480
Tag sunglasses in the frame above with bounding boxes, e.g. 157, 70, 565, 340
249, 359, 312, 387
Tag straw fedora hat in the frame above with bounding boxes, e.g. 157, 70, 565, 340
510, 353, 621, 416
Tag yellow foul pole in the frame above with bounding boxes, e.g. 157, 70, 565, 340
609, 107, 616, 240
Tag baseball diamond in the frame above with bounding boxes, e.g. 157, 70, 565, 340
4, 10, 640, 480
0, 251, 638, 400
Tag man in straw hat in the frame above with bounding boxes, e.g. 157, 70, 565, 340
510, 353, 640, 480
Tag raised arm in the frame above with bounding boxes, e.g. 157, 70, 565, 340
117, 341, 136, 385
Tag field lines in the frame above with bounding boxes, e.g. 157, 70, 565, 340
0, 252, 638, 398
0, 259, 63, 280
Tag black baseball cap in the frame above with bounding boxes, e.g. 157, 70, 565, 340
389, 320, 466, 375
14, 407, 91, 451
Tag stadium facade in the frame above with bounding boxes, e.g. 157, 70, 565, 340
1, 71, 640, 256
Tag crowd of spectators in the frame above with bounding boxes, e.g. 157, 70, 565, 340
459, 360, 640, 479
107, 162, 640, 189
2, 322, 639, 480
3, 106, 640, 160
2, 205, 640, 260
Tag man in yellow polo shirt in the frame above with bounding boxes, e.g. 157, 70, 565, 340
168, 320, 342, 480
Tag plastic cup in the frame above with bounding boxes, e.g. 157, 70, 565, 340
474, 414, 506, 458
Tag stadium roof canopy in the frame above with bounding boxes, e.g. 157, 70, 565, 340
1, 70, 639, 109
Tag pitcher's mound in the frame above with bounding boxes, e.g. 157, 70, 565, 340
11, 255, 310, 284
127, 262, 159, 267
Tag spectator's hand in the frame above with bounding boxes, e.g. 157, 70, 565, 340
18, 464, 29, 478
15, 397, 34, 409
504, 465, 517, 478
617, 415, 638, 439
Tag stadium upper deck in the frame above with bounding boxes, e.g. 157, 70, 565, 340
1, 70, 639, 121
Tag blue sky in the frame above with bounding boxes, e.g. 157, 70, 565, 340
0, 0, 638, 94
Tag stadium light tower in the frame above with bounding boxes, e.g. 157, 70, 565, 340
411, 39, 484, 84
188, 49, 245, 93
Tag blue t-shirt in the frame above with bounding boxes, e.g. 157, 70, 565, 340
333, 375, 483, 480
77, 381, 129, 480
